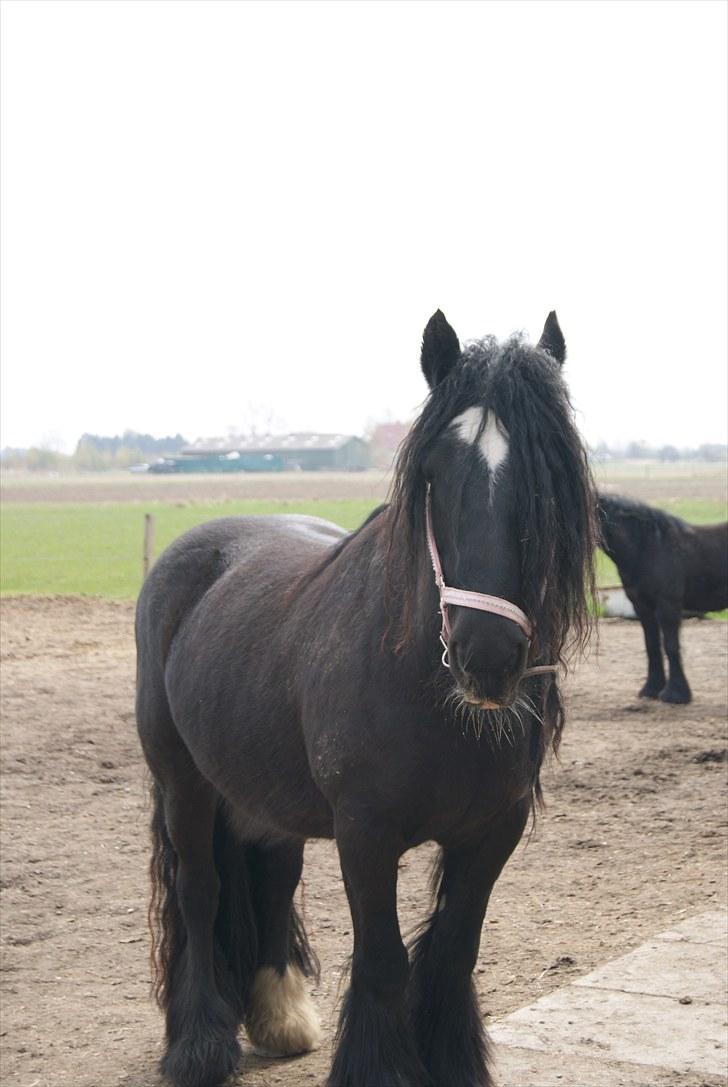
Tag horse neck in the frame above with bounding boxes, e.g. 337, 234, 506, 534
600, 506, 637, 564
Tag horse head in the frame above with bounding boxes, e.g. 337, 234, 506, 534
389, 309, 596, 716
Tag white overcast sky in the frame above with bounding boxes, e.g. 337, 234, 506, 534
1, 0, 726, 453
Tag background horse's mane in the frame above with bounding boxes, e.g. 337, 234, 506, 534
598, 492, 685, 535
386, 333, 598, 685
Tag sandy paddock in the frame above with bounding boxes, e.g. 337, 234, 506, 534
1, 597, 726, 1087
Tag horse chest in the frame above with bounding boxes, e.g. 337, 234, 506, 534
310, 709, 533, 846
425, 739, 532, 836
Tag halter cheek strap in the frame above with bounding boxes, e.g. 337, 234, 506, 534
425, 485, 557, 678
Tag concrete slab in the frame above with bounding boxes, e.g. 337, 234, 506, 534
492, 984, 726, 1076
494, 1044, 727, 1087
574, 936, 726, 1002
656, 910, 728, 947
491, 910, 728, 1085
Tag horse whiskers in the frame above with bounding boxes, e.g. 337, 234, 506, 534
510, 695, 532, 737
517, 690, 546, 730
490, 707, 510, 746
442, 686, 539, 748
443, 688, 486, 743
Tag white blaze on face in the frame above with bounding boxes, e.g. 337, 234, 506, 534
451, 406, 509, 477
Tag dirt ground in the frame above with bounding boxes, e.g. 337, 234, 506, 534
1, 598, 726, 1087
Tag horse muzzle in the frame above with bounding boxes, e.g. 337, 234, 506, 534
448, 624, 529, 709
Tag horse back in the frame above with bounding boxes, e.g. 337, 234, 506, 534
136, 514, 346, 669
683, 521, 728, 613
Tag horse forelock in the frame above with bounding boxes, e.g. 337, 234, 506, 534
386, 334, 598, 677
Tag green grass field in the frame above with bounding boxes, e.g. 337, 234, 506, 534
0, 500, 376, 599
1, 495, 725, 605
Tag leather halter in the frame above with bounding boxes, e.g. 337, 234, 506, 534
425, 484, 557, 678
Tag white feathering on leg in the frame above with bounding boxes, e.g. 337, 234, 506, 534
245, 965, 321, 1057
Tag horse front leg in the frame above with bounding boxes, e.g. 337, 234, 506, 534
632, 599, 666, 699
409, 800, 530, 1087
657, 603, 692, 703
329, 806, 429, 1087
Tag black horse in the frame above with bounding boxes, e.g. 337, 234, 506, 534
135, 310, 597, 1087
597, 493, 728, 704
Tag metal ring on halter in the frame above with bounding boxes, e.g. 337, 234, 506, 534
439, 633, 450, 670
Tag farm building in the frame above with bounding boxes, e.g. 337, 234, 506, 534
369, 421, 410, 469
148, 433, 370, 473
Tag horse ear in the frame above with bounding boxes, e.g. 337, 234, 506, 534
537, 311, 566, 365
421, 310, 461, 389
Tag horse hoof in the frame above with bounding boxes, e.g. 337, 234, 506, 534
246, 965, 321, 1057
161, 1034, 241, 1087
659, 687, 691, 705
638, 685, 661, 700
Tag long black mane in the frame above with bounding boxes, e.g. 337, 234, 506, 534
387, 334, 597, 667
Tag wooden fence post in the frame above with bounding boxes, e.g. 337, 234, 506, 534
143, 513, 156, 579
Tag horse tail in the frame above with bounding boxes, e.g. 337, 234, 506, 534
288, 899, 320, 980
148, 781, 260, 1018
148, 779, 185, 1011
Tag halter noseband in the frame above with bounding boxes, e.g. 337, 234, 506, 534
425, 485, 557, 679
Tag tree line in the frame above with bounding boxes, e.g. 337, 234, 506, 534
591, 441, 727, 463
1, 431, 726, 473
0, 431, 187, 472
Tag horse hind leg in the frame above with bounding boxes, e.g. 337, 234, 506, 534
149, 763, 244, 1087
244, 841, 321, 1058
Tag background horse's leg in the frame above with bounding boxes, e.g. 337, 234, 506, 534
152, 762, 242, 1087
328, 811, 428, 1087
656, 603, 692, 703
632, 599, 666, 698
409, 800, 530, 1087
244, 841, 321, 1057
